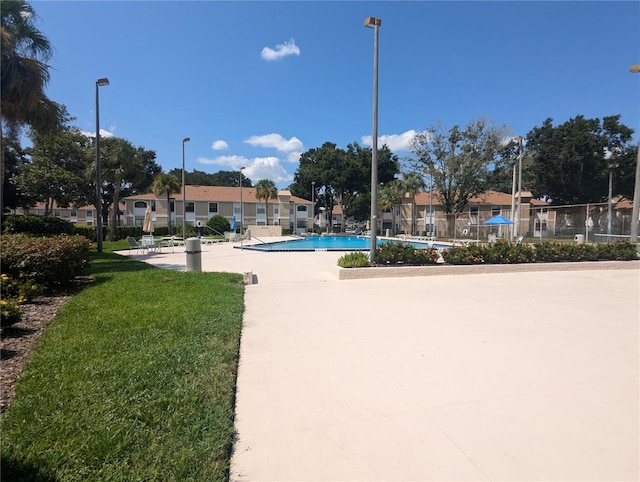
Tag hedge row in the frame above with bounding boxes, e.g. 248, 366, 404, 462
339, 240, 638, 268
1, 215, 177, 241
0, 234, 91, 289
441, 240, 637, 265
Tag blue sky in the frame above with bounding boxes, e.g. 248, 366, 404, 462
32, 1, 640, 188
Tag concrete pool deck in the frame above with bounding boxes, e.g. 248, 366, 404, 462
121, 239, 639, 481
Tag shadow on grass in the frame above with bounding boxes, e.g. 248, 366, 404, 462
0, 457, 59, 481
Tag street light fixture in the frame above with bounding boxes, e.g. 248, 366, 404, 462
365, 16, 381, 262
95, 77, 109, 253
182, 137, 190, 240
629, 64, 640, 242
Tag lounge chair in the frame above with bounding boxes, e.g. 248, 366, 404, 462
127, 236, 147, 254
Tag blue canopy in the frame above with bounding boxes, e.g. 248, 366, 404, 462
230, 215, 237, 231
484, 214, 514, 225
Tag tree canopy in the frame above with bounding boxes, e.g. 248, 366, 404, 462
525, 115, 636, 204
167, 168, 252, 187
411, 119, 510, 214
290, 141, 399, 230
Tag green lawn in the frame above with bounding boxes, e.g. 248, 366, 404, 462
1, 244, 245, 481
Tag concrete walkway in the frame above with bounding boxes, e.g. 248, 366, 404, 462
125, 240, 639, 481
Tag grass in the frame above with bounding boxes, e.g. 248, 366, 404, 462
1, 242, 245, 481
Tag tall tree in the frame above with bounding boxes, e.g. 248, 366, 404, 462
255, 178, 278, 225
95, 137, 161, 239
525, 115, 635, 204
1, 0, 65, 213
411, 119, 509, 214
291, 141, 399, 231
151, 173, 181, 234
14, 124, 90, 214
378, 179, 404, 235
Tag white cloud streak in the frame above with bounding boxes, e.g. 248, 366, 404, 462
361, 129, 421, 152
211, 140, 229, 150
260, 39, 300, 61
244, 133, 303, 153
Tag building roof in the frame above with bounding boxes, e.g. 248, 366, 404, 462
125, 185, 311, 204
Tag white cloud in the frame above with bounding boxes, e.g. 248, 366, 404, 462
361, 129, 421, 152
196, 155, 293, 185
81, 128, 115, 139
211, 140, 229, 150
245, 157, 292, 184
260, 39, 300, 61
244, 133, 303, 153
197, 154, 250, 168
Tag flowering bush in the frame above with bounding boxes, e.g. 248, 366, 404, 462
374, 242, 439, 266
0, 234, 91, 288
441, 244, 485, 265
595, 241, 638, 260
481, 240, 536, 264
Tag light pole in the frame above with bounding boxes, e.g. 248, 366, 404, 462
365, 16, 381, 262
630, 64, 640, 242
516, 136, 524, 238
182, 137, 190, 239
311, 181, 316, 233
239, 166, 245, 233
607, 163, 619, 237
95, 77, 109, 253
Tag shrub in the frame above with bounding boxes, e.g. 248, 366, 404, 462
338, 251, 371, 268
374, 241, 439, 265
73, 224, 97, 242
533, 241, 583, 262
207, 215, 230, 235
0, 298, 21, 329
481, 240, 536, 264
3, 214, 74, 237
0, 234, 91, 289
441, 244, 485, 265
595, 240, 638, 260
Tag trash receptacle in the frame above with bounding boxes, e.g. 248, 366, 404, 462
574, 234, 584, 245
185, 237, 201, 272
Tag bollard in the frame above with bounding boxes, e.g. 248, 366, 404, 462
574, 234, 585, 245
185, 237, 202, 272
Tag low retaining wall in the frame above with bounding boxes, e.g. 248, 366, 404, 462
246, 225, 282, 237
338, 260, 640, 280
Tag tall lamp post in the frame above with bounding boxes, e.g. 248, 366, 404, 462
239, 166, 246, 232
181, 137, 190, 239
515, 136, 524, 238
311, 181, 316, 233
95, 78, 109, 253
365, 16, 381, 262
630, 64, 640, 243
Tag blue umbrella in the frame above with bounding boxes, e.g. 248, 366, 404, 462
230, 215, 236, 231
484, 214, 514, 225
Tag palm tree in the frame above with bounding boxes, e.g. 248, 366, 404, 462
1, 0, 65, 213
255, 179, 278, 225
378, 180, 403, 235
152, 173, 181, 235
400, 172, 426, 235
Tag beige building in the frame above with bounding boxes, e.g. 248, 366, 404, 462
123, 185, 313, 235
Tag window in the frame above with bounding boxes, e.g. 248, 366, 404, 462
170, 201, 175, 213
70, 209, 77, 217
257, 205, 266, 214
208, 202, 218, 214
186, 202, 195, 213
134, 201, 147, 209
86, 210, 93, 226
54, 210, 61, 218
491, 206, 501, 216
297, 205, 307, 213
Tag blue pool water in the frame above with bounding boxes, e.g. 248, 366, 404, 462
239, 235, 450, 252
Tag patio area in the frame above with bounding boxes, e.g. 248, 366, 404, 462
123, 240, 639, 481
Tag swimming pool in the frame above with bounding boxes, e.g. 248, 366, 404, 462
238, 235, 451, 252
